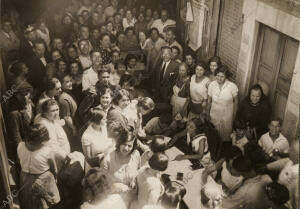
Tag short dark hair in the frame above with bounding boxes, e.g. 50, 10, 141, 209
269, 117, 282, 126
89, 111, 104, 125
10, 61, 26, 76
150, 135, 167, 153
265, 182, 289, 205
171, 46, 180, 54
33, 38, 46, 48
224, 146, 243, 162
148, 153, 169, 171
137, 97, 155, 111
233, 120, 247, 130
90, 49, 101, 57
232, 156, 253, 173
195, 61, 208, 73
119, 74, 135, 88
214, 65, 232, 78
45, 78, 60, 92
112, 89, 130, 106
150, 27, 159, 35
115, 128, 137, 153
124, 26, 135, 35
41, 99, 58, 114
208, 56, 222, 68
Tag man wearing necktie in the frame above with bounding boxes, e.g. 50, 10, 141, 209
152, 46, 179, 103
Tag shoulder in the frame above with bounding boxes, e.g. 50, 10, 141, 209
17, 141, 26, 152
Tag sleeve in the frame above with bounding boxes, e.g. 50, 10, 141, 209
101, 153, 111, 171
132, 150, 141, 170
82, 73, 90, 91
147, 178, 163, 204
207, 82, 213, 97
8, 111, 23, 144
258, 137, 263, 147
81, 133, 91, 147
280, 139, 290, 153
231, 83, 239, 97
144, 118, 157, 134
59, 98, 71, 118
78, 94, 95, 124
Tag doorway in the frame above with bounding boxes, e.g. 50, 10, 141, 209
251, 24, 299, 121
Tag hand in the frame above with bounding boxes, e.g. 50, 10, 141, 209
111, 183, 130, 193
167, 136, 178, 147
174, 154, 185, 161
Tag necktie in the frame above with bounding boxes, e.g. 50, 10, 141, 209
160, 62, 166, 81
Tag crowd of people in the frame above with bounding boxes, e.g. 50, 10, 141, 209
1, 0, 298, 209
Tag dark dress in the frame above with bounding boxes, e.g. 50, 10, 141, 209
236, 97, 272, 139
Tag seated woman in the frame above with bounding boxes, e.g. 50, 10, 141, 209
107, 89, 131, 128
172, 118, 214, 170
101, 128, 141, 207
82, 111, 113, 167
18, 124, 60, 209
130, 153, 169, 209
81, 168, 127, 209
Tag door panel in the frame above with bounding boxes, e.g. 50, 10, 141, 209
253, 24, 299, 122
260, 28, 281, 68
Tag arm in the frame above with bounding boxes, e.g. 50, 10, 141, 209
167, 128, 187, 146
48, 152, 58, 178
232, 96, 238, 122
175, 138, 205, 161
8, 112, 23, 144
82, 144, 92, 160
206, 95, 212, 120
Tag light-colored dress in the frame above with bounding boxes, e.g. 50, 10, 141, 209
187, 133, 214, 169
81, 124, 113, 159
189, 75, 210, 119
101, 150, 141, 206
130, 167, 164, 209
81, 194, 127, 209
208, 80, 238, 141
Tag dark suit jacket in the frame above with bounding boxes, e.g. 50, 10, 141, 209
152, 59, 178, 102
27, 54, 49, 97
19, 38, 34, 63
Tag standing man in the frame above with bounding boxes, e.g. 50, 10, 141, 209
152, 46, 178, 103
151, 9, 176, 38
165, 28, 183, 60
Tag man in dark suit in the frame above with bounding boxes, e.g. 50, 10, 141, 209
152, 46, 178, 103
27, 38, 49, 100
19, 25, 36, 63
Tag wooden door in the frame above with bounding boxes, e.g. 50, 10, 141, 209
253, 25, 299, 121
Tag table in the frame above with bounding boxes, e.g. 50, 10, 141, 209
164, 147, 204, 209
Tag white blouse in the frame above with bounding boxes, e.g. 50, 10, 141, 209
17, 142, 52, 174
81, 125, 113, 158
190, 75, 210, 104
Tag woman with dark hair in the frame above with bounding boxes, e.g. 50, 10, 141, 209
120, 27, 140, 53
8, 61, 29, 87
38, 99, 70, 165
122, 9, 137, 30
18, 124, 60, 209
173, 118, 215, 169
7, 81, 34, 160
55, 58, 68, 80
66, 44, 79, 64
236, 84, 272, 140
135, 13, 148, 35
184, 54, 196, 76
207, 56, 222, 81
130, 153, 168, 209
69, 60, 83, 103
107, 89, 131, 128
188, 61, 210, 120
81, 111, 113, 166
58, 74, 78, 148
207, 65, 238, 141
101, 128, 141, 207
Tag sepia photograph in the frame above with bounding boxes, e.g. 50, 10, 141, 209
0, 0, 299, 208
